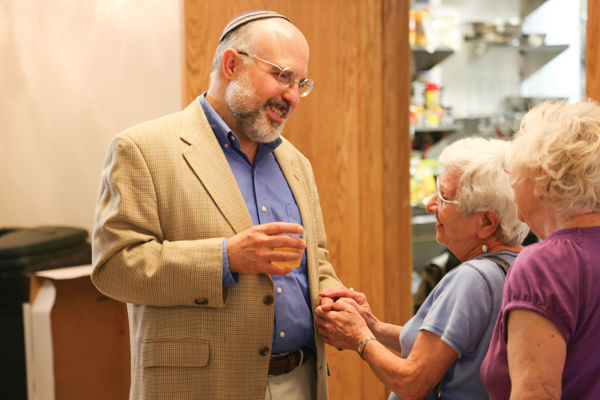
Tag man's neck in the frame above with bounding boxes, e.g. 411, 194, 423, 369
236, 134, 259, 164
205, 92, 259, 163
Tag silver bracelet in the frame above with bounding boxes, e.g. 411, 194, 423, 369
357, 336, 376, 359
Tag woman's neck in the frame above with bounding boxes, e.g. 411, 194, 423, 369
486, 243, 523, 255
558, 212, 600, 231
459, 236, 522, 262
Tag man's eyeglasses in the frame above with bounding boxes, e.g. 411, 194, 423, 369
436, 178, 460, 208
237, 51, 314, 98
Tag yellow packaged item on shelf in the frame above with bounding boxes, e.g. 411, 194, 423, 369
410, 157, 439, 207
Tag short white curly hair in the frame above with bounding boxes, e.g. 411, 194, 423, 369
439, 137, 530, 246
507, 100, 600, 218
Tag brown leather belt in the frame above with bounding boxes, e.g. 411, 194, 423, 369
268, 348, 312, 376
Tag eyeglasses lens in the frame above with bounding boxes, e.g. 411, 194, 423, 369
275, 68, 313, 97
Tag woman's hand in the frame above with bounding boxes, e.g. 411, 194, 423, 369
319, 287, 380, 332
314, 297, 373, 350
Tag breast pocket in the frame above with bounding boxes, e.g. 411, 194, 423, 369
140, 339, 211, 400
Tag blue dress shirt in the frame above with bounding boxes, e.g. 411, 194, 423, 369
199, 95, 314, 353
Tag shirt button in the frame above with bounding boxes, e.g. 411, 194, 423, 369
230, 135, 236, 141
279, 331, 286, 338
224, 143, 229, 148
277, 287, 282, 294
261, 206, 267, 212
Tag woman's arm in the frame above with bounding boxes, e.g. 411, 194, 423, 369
507, 309, 566, 400
315, 299, 457, 400
371, 321, 403, 351
362, 329, 457, 400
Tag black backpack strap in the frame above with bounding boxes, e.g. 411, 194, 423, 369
476, 254, 511, 276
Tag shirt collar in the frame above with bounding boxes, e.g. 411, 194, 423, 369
199, 94, 282, 155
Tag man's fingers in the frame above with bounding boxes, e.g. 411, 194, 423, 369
265, 263, 294, 275
269, 236, 306, 251
252, 223, 306, 252
259, 222, 304, 236
319, 296, 334, 310
269, 248, 303, 260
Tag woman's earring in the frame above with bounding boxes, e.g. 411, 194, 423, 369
482, 243, 488, 253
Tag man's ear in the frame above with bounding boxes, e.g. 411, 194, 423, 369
478, 210, 500, 238
221, 48, 239, 81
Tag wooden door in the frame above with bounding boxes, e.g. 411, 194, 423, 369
182, 1, 412, 399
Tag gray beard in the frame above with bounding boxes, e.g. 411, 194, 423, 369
225, 73, 285, 143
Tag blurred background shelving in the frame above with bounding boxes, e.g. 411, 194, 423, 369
409, 0, 586, 291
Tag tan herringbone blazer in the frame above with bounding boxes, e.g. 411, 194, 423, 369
91, 97, 342, 400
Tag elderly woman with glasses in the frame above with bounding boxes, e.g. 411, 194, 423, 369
481, 101, 600, 399
315, 137, 529, 399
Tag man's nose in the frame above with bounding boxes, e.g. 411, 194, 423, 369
282, 84, 300, 109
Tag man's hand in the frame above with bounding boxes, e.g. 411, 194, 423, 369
227, 222, 306, 275
319, 295, 335, 309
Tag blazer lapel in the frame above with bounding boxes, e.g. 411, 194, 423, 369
274, 142, 309, 226
275, 141, 320, 300
179, 99, 252, 234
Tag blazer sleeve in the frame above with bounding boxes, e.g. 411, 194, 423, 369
91, 133, 227, 308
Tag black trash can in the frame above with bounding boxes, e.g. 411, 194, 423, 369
0, 226, 92, 400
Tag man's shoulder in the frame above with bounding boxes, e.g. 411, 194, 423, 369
115, 97, 206, 143
277, 137, 310, 164
118, 108, 186, 143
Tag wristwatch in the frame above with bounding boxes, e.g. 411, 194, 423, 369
357, 336, 377, 359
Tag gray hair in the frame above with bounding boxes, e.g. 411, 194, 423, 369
209, 22, 257, 85
439, 137, 530, 246
507, 101, 600, 218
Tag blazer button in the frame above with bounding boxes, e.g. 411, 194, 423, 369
263, 295, 274, 305
259, 346, 270, 356
194, 298, 208, 305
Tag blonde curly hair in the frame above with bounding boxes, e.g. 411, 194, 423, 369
507, 100, 600, 218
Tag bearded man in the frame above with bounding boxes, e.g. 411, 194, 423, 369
91, 10, 342, 400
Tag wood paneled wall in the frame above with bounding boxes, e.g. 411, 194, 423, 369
588, 0, 599, 102
182, 1, 412, 399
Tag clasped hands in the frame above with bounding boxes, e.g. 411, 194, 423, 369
315, 287, 378, 351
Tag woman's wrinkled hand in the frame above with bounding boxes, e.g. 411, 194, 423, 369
314, 298, 373, 350
319, 287, 380, 332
